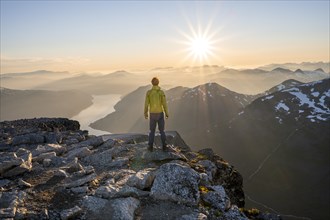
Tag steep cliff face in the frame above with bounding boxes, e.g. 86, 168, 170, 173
0, 118, 278, 220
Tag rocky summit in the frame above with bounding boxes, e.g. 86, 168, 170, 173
0, 118, 279, 220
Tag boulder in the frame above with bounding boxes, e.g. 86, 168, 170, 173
71, 186, 89, 194
63, 173, 97, 188
151, 163, 200, 205
199, 173, 211, 186
0, 179, 11, 188
108, 197, 140, 220
74, 136, 104, 149
60, 206, 82, 220
81, 195, 108, 213
220, 205, 248, 220
0, 152, 23, 175
98, 138, 116, 149
33, 152, 57, 163
32, 144, 66, 157
61, 158, 83, 173
15, 148, 32, 161
1, 151, 32, 178
112, 169, 136, 186
65, 147, 92, 160
108, 145, 130, 157
43, 158, 52, 167
82, 196, 140, 220
201, 185, 230, 212
95, 185, 149, 199
3, 162, 32, 177
83, 148, 113, 168
198, 148, 215, 160
12, 133, 45, 145
197, 160, 217, 181
44, 132, 62, 144
108, 157, 129, 168
0, 191, 18, 218
127, 168, 156, 190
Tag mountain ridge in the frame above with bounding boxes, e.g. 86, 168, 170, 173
90, 78, 330, 220
0, 88, 93, 121
0, 118, 280, 220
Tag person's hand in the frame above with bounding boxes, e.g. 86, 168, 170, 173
165, 115, 169, 119
144, 114, 148, 119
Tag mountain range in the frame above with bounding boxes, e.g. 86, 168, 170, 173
1, 62, 329, 219
90, 82, 256, 148
258, 61, 330, 72
217, 78, 330, 219
0, 88, 93, 121
0, 118, 281, 220
1, 62, 329, 95
91, 78, 330, 220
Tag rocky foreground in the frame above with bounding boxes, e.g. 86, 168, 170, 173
0, 118, 280, 220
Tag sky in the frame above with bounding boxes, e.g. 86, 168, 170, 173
0, 0, 329, 73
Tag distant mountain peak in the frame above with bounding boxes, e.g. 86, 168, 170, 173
314, 68, 325, 72
264, 79, 302, 95
294, 69, 304, 74
194, 82, 231, 92
103, 70, 134, 78
271, 67, 292, 73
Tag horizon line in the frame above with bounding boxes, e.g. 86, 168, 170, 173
1, 60, 329, 75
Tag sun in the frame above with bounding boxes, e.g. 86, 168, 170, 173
189, 36, 212, 61
175, 20, 222, 65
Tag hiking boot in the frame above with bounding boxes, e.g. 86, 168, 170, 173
148, 145, 153, 152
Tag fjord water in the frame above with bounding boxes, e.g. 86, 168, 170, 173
71, 94, 121, 135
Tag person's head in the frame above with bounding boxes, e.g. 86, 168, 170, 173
151, 77, 159, 86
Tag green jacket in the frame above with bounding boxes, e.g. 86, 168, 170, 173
144, 86, 169, 117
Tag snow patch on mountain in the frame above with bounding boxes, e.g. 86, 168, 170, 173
262, 95, 274, 101
311, 92, 320, 97
275, 102, 290, 112
275, 116, 283, 124
286, 87, 330, 121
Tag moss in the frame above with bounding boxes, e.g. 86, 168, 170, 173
196, 153, 208, 160
214, 210, 222, 217
129, 158, 148, 171
240, 208, 260, 217
249, 208, 260, 215
129, 157, 170, 171
199, 200, 211, 209
190, 159, 198, 163
199, 185, 209, 193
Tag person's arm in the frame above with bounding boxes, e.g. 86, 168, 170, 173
144, 92, 149, 118
161, 91, 169, 118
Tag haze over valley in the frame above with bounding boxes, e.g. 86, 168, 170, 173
1, 62, 329, 95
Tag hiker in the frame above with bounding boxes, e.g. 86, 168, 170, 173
144, 77, 169, 152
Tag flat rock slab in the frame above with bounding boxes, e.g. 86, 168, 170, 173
140, 150, 187, 162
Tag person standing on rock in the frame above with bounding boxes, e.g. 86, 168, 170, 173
144, 77, 169, 152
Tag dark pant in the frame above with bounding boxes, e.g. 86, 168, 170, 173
148, 112, 166, 147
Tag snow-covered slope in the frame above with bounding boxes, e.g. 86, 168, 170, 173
253, 78, 330, 124
216, 78, 330, 220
